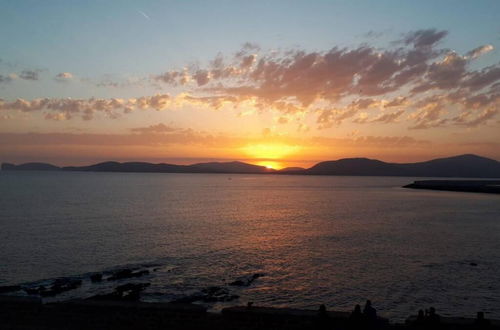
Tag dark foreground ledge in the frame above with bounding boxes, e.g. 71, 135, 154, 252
403, 180, 500, 194
2, 295, 500, 330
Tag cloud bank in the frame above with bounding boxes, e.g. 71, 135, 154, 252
1, 29, 499, 130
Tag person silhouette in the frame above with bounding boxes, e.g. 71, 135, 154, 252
349, 304, 363, 329
316, 304, 329, 329
475, 312, 491, 328
416, 309, 425, 324
427, 307, 440, 325
363, 300, 377, 320
318, 304, 327, 318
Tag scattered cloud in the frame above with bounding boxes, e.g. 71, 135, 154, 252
131, 123, 183, 134
146, 29, 499, 129
2, 30, 500, 129
18, 70, 40, 81
0, 74, 14, 84
0, 94, 175, 120
138, 10, 151, 20
55, 72, 73, 82
466, 44, 494, 59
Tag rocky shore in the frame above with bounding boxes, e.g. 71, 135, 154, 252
2, 265, 499, 329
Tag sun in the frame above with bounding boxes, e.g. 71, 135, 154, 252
256, 161, 283, 170
241, 143, 299, 170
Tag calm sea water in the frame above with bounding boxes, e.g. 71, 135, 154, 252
1, 171, 499, 321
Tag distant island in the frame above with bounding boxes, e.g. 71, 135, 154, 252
2, 154, 500, 178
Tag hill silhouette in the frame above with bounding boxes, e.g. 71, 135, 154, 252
305, 154, 500, 178
2, 154, 500, 178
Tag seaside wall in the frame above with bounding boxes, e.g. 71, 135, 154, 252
1, 295, 498, 330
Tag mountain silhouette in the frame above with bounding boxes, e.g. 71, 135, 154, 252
2, 154, 499, 178
186, 161, 272, 173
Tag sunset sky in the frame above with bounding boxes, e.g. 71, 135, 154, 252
1, 0, 499, 169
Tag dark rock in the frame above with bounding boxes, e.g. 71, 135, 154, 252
107, 269, 132, 281
201, 286, 239, 302
171, 293, 206, 304
107, 269, 150, 281
0, 285, 21, 293
115, 283, 150, 301
90, 273, 103, 282
24, 286, 46, 295
88, 283, 150, 301
172, 286, 239, 304
39, 278, 82, 297
470, 262, 478, 266
229, 273, 264, 287
201, 286, 227, 296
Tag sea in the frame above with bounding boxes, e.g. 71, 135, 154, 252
1, 171, 499, 321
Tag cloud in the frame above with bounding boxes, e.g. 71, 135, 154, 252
0, 94, 175, 120
453, 108, 498, 127
138, 10, 151, 20
18, 70, 40, 81
55, 72, 73, 81
131, 123, 182, 134
401, 29, 448, 49
3, 29, 500, 130
193, 70, 210, 86
462, 66, 500, 91
354, 110, 405, 124
1, 69, 43, 83
0, 74, 14, 84
466, 45, 494, 59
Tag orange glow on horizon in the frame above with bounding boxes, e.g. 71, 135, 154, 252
242, 143, 300, 160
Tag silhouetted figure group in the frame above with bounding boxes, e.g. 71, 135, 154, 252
349, 300, 380, 328
414, 307, 440, 328
413, 308, 491, 329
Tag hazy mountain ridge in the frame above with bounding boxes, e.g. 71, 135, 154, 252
2, 154, 500, 178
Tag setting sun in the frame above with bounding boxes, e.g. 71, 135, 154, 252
256, 161, 283, 170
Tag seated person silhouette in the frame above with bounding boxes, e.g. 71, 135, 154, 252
427, 307, 440, 325
363, 300, 377, 321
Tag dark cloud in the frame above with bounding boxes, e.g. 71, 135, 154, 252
0, 74, 14, 84
402, 29, 448, 49
19, 70, 40, 80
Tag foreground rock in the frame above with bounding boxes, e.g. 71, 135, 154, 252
24, 278, 82, 297
88, 283, 150, 301
172, 286, 239, 303
107, 269, 150, 281
90, 273, 103, 282
229, 273, 264, 287
0, 285, 21, 293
